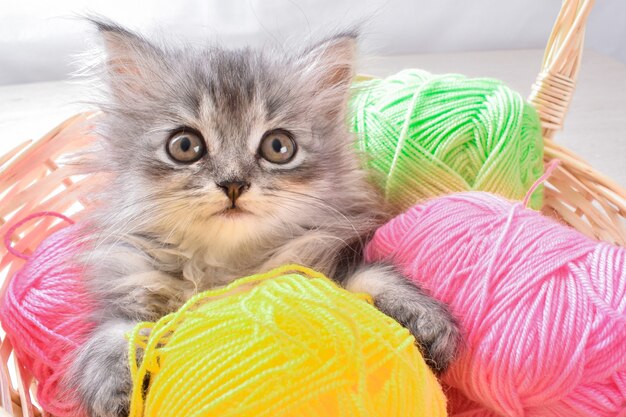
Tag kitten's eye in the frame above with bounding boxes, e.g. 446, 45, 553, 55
166, 130, 206, 164
259, 130, 296, 164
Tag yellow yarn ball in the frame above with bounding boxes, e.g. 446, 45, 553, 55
128, 265, 447, 417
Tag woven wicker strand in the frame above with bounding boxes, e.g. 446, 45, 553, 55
3, 1, 625, 415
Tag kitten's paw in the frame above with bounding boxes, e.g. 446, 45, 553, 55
70, 321, 134, 417
374, 291, 461, 374
85, 383, 131, 417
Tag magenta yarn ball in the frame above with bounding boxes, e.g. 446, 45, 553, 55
0, 225, 93, 417
364, 192, 626, 416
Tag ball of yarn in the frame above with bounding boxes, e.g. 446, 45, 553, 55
128, 265, 446, 417
350, 70, 544, 211
364, 192, 626, 416
0, 224, 93, 417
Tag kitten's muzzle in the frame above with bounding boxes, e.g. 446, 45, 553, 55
217, 180, 250, 208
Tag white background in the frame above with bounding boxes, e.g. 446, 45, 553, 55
0, 0, 624, 86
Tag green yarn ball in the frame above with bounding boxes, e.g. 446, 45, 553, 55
350, 69, 544, 211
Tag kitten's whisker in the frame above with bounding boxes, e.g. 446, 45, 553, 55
84, 193, 194, 269
162, 199, 200, 249
263, 202, 320, 237
262, 194, 334, 232
79, 210, 149, 276
262, 194, 361, 256
267, 190, 366, 247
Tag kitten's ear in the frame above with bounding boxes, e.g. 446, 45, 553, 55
298, 32, 358, 120
89, 17, 163, 99
302, 31, 358, 92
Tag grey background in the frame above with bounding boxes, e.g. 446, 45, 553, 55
0, 0, 624, 86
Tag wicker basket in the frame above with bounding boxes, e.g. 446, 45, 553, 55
2, 0, 623, 415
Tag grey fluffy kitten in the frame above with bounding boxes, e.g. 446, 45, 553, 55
69, 19, 460, 417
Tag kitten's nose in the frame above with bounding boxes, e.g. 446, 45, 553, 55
216, 180, 250, 207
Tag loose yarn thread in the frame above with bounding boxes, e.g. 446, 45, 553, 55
3, 211, 75, 260
365, 191, 626, 416
128, 265, 447, 417
350, 69, 544, 211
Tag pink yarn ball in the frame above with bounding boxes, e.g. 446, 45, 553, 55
0, 224, 94, 417
364, 192, 626, 416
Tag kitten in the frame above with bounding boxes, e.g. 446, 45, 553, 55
69, 18, 460, 417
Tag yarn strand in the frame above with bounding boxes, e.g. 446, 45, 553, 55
4, 212, 74, 260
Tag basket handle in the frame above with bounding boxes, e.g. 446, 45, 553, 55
528, 0, 595, 140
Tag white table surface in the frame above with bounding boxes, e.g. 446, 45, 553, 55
1, 49, 625, 186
